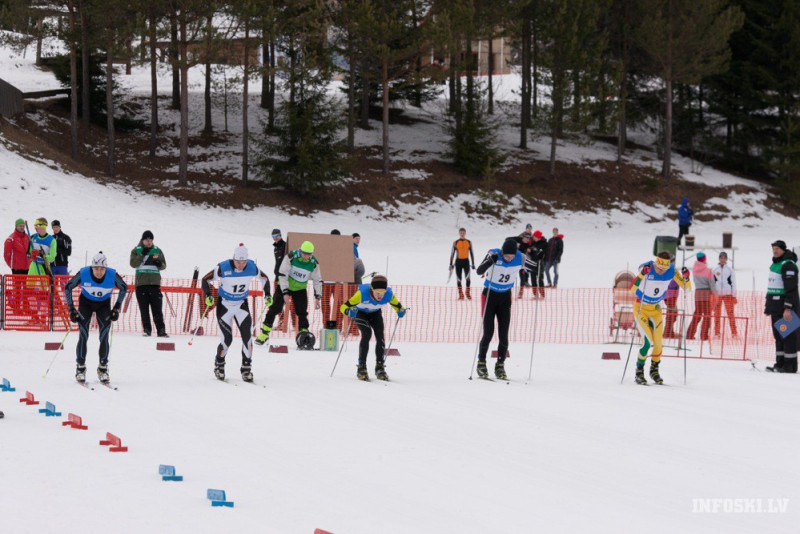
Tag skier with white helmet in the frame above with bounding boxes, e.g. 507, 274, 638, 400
201, 244, 271, 382
63, 252, 128, 384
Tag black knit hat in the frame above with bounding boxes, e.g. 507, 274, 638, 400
371, 275, 388, 290
772, 240, 788, 251
142, 230, 154, 240
502, 238, 518, 255
52, 220, 61, 227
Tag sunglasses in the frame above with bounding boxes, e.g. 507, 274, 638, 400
272, 234, 280, 238
35, 224, 47, 228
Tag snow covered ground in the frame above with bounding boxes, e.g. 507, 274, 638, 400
2, 332, 799, 533
2, 36, 800, 534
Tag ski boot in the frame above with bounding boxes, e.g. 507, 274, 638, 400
649, 360, 664, 385
240, 364, 253, 383
634, 366, 647, 385
495, 359, 507, 380
214, 358, 226, 381
75, 365, 87, 384
97, 364, 110, 384
476, 359, 488, 379
375, 363, 389, 381
357, 363, 369, 381
254, 325, 271, 346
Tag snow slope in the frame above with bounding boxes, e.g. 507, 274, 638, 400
2, 333, 799, 533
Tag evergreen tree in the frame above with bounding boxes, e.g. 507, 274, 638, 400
253, 0, 348, 193
636, 0, 743, 178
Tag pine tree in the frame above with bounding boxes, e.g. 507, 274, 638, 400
253, 0, 348, 193
636, 0, 743, 178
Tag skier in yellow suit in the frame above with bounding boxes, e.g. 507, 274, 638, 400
630, 251, 692, 384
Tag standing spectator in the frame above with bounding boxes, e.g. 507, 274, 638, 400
686, 252, 716, 340
713, 251, 738, 337
64, 252, 128, 384
353, 233, 361, 258
677, 198, 694, 244
544, 227, 564, 288
509, 230, 532, 295
4, 218, 31, 274
129, 230, 168, 337
50, 220, 72, 276
28, 217, 57, 275
271, 229, 286, 285
449, 227, 475, 300
529, 230, 548, 298
765, 240, 799, 373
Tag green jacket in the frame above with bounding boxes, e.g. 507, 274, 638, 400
129, 242, 166, 286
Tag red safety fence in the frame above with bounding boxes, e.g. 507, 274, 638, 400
0, 275, 785, 361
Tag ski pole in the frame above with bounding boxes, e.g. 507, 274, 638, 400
385, 308, 408, 356
469, 260, 496, 380
621, 270, 649, 384
188, 304, 212, 346
164, 292, 177, 318
42, 321, 75, 378
682, 266, 689, 385
526, 263, 543, 383
330, 313, 352, 377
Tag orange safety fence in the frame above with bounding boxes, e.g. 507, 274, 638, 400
0, 274, 787, 361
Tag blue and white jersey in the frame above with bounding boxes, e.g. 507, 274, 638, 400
354, 283, 394, 313
214, 260, 259, 302
483, 249, 524, 293
80, 266, 117, 302
633, 263, 676, 305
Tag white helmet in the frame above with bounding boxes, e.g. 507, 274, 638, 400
91, 252, 107, 267
233, 243, 248, 261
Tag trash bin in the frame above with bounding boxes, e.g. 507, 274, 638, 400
653, 236, 679, 257
685, 235, 695, 248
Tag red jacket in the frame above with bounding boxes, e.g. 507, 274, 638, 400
4, 230, 31, 271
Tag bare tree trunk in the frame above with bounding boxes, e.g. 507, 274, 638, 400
532, 19, 538, 118
359, 58, 370, 128
203, 15, 212, 134
149, 9, 158, 157
347, 34, 356, 153
106, 39, 115, 177
78, 0, 89, 130
448, 52, 456, 114
178, 10, 189, 185
381, 56, 389, 174
242, 19, 250, 185
268, 38, 276, 130
36, 17, 43, 66
68, 0, 78, 160
520, 17, 530, 149
170, 9, 180, 110
663, 77, 672, 179
487, 36, 494, 115
260, 19, 269, 109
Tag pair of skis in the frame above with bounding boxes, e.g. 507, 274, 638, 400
78, 381, 118, 391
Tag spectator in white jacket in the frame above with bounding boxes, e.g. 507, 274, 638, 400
713, 251, 738, 336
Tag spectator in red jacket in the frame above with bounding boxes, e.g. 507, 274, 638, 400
4, 218, 31, 274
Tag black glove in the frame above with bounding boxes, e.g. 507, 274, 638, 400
110, 303, 121, 322
152, 259, 162, 268
490, 253, 499, 263
69, 309, 80, 323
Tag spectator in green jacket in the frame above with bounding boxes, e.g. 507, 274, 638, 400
129, 230, 168, 337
